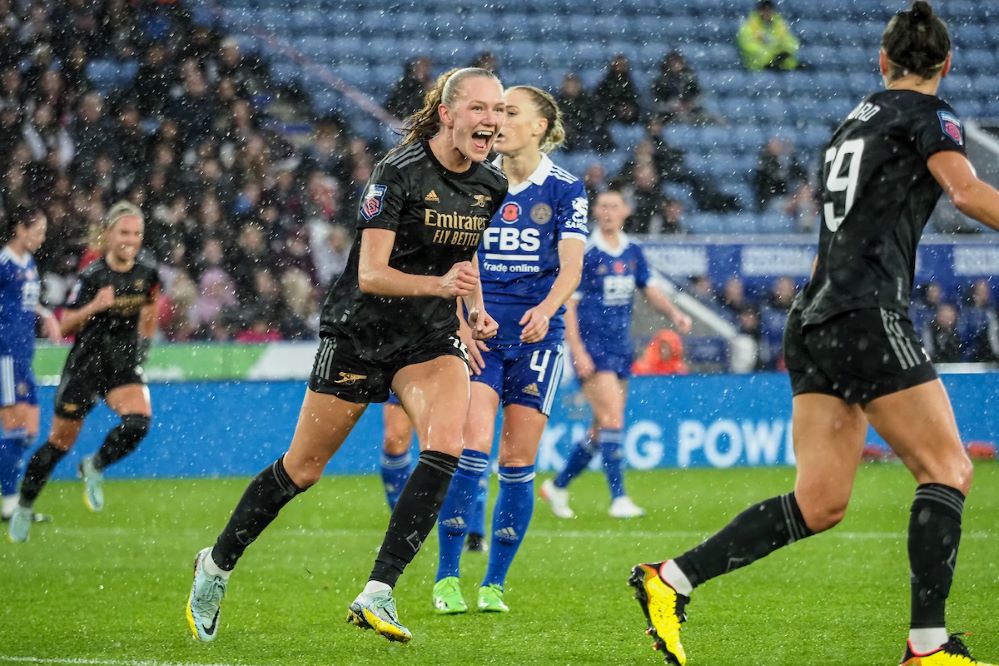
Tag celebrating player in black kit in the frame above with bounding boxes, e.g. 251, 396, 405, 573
186, 67, 507, 645
629, 3, 999, 665
8, 202, 160, 543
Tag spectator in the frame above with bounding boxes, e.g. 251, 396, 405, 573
960, 280, 999, 362
310, 222, 351, 289
922, 303, 963, 363
22, 103, 73, 169
719, 276, 755, 323
632, 329, 689, 375
130, 42, 174, 117
688, 275, 716, 305
753, 137, 811, 211
582, 161, 608, 204
468, 51, 499, 75
385, 56, 432, 120
72, 92, 112, 171
192, 266, 238, 332
911, 280, 944, 332
556, 72, 612, 152
594, 53, 642, 125
651, 197, 685, 234
645, 117, 741, 212
737, 0, 800, 72
168, 59, 217, 146
759, 276, 796, 369
621, 162, 663, 235
651, 50, 715, 125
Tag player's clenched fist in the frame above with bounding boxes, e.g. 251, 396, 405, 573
439, 261, 479, 297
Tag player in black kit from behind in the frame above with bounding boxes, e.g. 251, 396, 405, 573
628, 3, 999, 665
186, 67, 508, 645
9, 202, 160, 543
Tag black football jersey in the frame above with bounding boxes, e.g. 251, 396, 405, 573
64, 258, 161, 371
320, 140, 507, 356
797, 90, 966, 327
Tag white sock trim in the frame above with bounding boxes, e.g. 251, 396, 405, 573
908, 627, 949, 654
363, 580, 392, 595
660, 560, 693, 597
1, 494, 18, 518
203, 549, 232, 580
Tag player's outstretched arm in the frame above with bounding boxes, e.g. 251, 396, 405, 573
643, 284, 693, 334
929, 151, 999, 231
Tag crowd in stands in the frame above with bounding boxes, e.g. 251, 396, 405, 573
1, 1, 994, 366
0, 1, 378, 343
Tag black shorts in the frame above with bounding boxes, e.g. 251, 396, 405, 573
308, 330, 469, 404
784, 307, 938, 406
54, 362, 145, 419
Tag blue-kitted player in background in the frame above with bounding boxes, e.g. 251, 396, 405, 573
0, 207, 61, 524
431, 85, 589, 615
542, 189, 691, 519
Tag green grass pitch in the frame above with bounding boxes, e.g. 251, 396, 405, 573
1, 464, 997, 665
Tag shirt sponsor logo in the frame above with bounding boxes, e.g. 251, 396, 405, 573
360, 184, 388, 220
425, 189, 439, 202
500, 202, 521, 224
937, 110, 963, 146
530, 203, 553, 224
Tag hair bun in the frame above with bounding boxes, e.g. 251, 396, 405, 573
911, 0, 934, 21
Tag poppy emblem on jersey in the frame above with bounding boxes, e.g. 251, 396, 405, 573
472, 194, 492, 208
937, 110, 963, 146
360, 184, 388, 220
500, 201, 521, 224
530, 203, 553, 225
613, 260, 625, 274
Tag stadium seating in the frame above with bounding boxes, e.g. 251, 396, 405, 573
188, 0, 999, 234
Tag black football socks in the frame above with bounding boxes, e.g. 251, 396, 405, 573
908, 483, 964, 629
674, 492, 814, 588
369, 449, 459, 587
93, 414, 151, 470
211, 456, 306, 571
17, 442, 67, 507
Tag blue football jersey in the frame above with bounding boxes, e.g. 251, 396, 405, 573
0, 246, 41, 360
575, 232, 651, 357
478, 154, 588, 346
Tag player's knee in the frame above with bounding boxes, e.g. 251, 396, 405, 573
800, 496, 849, 533
120, 414, 151, 444
382, 435, 410, 456
284, 462, 324, 489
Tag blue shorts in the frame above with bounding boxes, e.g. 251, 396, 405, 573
472, 341, 565, 416
1, 355, 37, 408
589, 348, 633, 380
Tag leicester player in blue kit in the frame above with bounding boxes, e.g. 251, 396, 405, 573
431, 85, 588, 615
0, 208, 60, 527
541, 189, 690, 520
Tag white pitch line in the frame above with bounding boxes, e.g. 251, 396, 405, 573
41, 526, 992, 541
0, 657, 259, 666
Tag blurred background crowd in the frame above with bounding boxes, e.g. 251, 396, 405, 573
0, 0, 995, 367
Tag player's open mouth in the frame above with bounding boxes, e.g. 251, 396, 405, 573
471, 130, 494, 151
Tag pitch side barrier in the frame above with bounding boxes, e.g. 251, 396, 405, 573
37, 372, 998, 480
